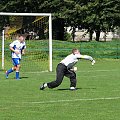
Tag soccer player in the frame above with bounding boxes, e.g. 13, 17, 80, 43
5, 34, 26, 79
40, 48, 95, 90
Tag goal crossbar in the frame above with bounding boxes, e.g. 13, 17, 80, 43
0, 12, 52, 72
0, 12, 51, 16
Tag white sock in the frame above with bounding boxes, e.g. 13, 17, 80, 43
70, 87, 75, 90
44, 83, 48, 88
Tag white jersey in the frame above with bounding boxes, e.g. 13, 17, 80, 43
9, 40, 26, 59
60, 53, 93, 69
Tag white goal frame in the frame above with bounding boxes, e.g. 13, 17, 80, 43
0, 12, 52, 72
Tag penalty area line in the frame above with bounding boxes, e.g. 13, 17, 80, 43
22, 97, 120, 104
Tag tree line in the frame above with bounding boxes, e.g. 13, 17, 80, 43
0, 0, 120, 41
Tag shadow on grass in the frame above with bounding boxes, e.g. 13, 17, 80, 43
13, 77, 29, 79
57, 87, 96, 91
20, 76, 29, 79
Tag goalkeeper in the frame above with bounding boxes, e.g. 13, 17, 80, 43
5, 34, 26, 79
40, 48, 95, 90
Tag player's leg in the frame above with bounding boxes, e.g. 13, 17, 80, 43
5, 59, 16, 78
40, 63, 66, 90
6, 68, 14, 78
65, 70, 77, 90
11, 58, 21, 79
15, 64, 21, 79
47, 64, 65, 88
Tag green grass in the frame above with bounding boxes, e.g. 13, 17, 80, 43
0, 39, 120, 72
0, 59, 120, 120
0, 39, 120, 119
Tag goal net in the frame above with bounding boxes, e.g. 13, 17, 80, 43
0, 13, 52, 72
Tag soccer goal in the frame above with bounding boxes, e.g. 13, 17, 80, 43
0, 12, 52, 72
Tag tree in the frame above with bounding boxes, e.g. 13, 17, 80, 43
0, 0, 66, 39
87, 0, 120, 41
0, 0, 120, 41
60, 0, 120, 41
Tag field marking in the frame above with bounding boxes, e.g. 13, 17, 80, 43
0, 69, 118, 75
77, 74, 109, 78
25, 69, 119, 74
22, 70, 49, 74
0, 70, 49, 74
21, 96, 120, 104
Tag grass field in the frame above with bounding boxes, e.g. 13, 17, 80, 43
0, 59, 120, 120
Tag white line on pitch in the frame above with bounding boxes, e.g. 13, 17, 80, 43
77, 69, 118, 73
23, 69, 119, 74
21, 96, 120, 104
0, 69, 118, 75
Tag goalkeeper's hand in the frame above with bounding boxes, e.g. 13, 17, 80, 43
70, 67, 77, 72
91, 60, 95, 65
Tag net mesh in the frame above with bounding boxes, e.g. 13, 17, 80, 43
3, 15, 49, 72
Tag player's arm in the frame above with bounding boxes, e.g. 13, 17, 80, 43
21, 45, 26, 55
21, 49, 25, 55
9, 46, 20, 54
77, 54, 95, 65
80, 55, 93, 61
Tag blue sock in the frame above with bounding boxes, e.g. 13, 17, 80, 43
7, 68, 13, 74
16, 71, 19, 79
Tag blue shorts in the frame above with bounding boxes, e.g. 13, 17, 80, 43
12, 58, 21, 66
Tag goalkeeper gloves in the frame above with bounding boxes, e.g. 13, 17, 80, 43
91, 60, 95, 65
70, 67, 77, 72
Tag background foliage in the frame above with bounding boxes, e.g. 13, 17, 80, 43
0, 0, 120, 41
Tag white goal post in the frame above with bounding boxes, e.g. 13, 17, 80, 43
0, 12, 52, 72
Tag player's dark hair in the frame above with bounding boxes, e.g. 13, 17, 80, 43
72, 48, 78, 54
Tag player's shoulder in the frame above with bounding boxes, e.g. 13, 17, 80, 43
65, 54, 76, 59
66, 54, 73, 58
21, 41, 26, 46
74, 53, 82, 59
12, 40, 19, 43
10, 40, 18, 45
23, 41, 26, 44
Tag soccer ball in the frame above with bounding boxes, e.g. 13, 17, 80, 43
73, 67, 77, 72
92, 60, 95, 65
